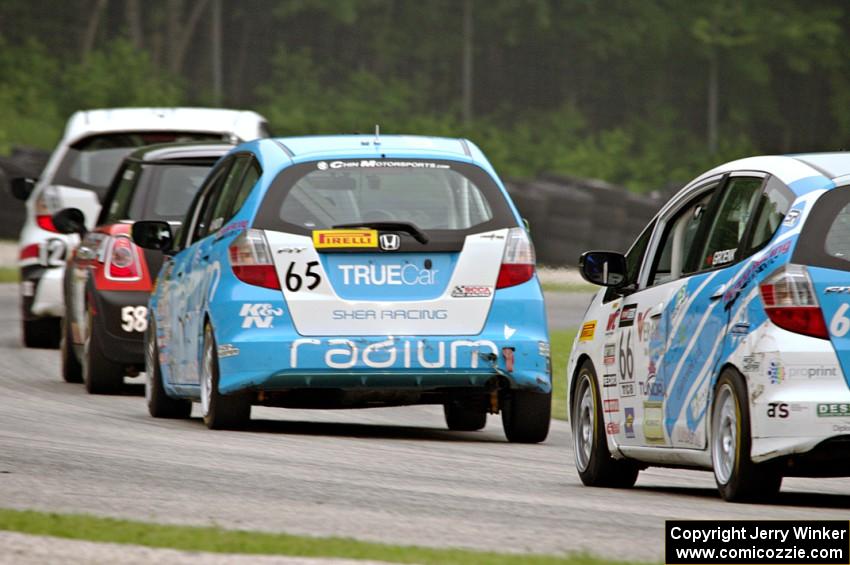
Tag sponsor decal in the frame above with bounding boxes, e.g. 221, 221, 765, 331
537, 341, 550, 358
602, 373, 617, 387
379, 233, 401, 251
332, 308, 447, 321
619, 304, 637, 327
317, 160, 451, 170
217, 220, 248, 239
707, 248, 736, 267
240, 303, 284, 328
766, 402, 789, 418
290, 337, 497, 370
603, 399, 619, 413
120, 306, 148, 332
606, 310, 619, 333
742, 355, 760, 373
277, 246, 306, 254
675, 428, 700, 446
624, 407, 635, 438
339, 263, 438, 286
606, 421, 620, 435
636, 308, 652, 342
782, 208, 801, 227
639, 373, 665, 397
767, 360, 784, 384
313, 229, 378, 249
217, 344, 240, 358
643, 401, 665, 444
768, 361, 837, 384
833, 423, 850, 432
729, 322, 750, 336
817, 403, 850, 417
603, 343, 616, 365
723, 240, 792, 303
620, 382, 636, 397
825, 286, 850, 294
579, 321, 596, 341
451, 285, 492, 298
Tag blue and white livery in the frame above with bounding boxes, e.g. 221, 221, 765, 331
569, 153, 850, 500
134, 135, 551, 443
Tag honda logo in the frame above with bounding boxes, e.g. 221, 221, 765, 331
379, 233, 401, 251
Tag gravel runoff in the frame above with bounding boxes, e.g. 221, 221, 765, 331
0, 241, 15, 268
0, 531, 399, 565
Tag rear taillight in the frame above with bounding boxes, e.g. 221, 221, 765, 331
105, 235, 142, 281
496, 227, 536, 289
34, 187, 60, 233
229, 229, 280, 289
19, 244, 39, 261
759, 264, 828, 339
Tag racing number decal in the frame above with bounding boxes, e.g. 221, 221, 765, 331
121, 306, 148, 332
830, 303, 850, 337
39, 238, 66, 267
285, 261, 322, 292
619, 330, 634, 381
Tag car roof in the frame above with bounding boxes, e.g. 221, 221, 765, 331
125, 142, 235, 162
267, 134, 494, 173
63, 107, 267, 144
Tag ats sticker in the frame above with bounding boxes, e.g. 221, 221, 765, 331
313, 229, 378, 249
579, 321, 596, 342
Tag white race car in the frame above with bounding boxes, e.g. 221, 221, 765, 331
569, 153, 850, 501
12, 107, 269, 347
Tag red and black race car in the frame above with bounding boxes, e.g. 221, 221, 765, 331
53, 142, 233, 393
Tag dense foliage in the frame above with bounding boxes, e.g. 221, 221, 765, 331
0, 0, 847, 191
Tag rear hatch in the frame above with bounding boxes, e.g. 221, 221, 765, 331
792, 185, 850, 388
251, 158, 528, 336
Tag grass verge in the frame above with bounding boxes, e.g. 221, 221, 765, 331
0, 267, 17, 283
550, 328, 577, 421
0, 508, 636, 565
541, 281, 596, 293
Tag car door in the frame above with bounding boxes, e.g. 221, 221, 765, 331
609, 177, 721, 446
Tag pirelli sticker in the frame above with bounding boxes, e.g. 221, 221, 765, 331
313, 229, 378, 249
579, 321, 596, 342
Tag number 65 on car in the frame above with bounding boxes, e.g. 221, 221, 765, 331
569, 153, 850, 501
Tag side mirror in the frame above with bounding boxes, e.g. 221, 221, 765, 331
52, 208, 87, 236
10, 177, 36, 201
579, 251, 628, 287
132, 220, 173, 252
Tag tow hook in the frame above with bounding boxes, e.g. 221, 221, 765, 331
502, 347, 515, 373
489, 387, 500, 414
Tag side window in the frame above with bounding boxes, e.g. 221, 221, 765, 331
747, 176, 793, 253
100, 163, 139, 224
648, 188, 716, 286
230, 161, 261, 217
208, 155, 251, 231
604, 219, 656, 302
190, 160, 232, 243
697, 176, 764, 271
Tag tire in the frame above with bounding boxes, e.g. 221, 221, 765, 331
201, 322, 250, 430
572, 361, 639, 488
60, 315, 82, 383
444, 401, 487, 431
145, 320, 191, 419
82, 307, 124, 394
22, 315, 60, 349
712, 368, 782, 502
501, 389, 551, 443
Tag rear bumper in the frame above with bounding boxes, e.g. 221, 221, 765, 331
20, 265, 64, 319
89, 289, 148, 366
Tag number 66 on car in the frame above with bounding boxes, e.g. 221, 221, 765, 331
569, 152, 850, 501
133, 135, 552, 442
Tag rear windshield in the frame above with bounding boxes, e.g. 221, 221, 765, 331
254, 159, 516, 238
53, 132, 226, 199
103, 160, 217, 224
793, 186, 850, 271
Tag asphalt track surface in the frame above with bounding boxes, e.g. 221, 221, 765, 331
1, 283, 849, 561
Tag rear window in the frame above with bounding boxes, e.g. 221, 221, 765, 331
52, 132, 226, 199
254, 159, 516, 239
793, 186, 850, 271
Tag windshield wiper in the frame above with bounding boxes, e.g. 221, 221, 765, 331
332, 221, 429, 244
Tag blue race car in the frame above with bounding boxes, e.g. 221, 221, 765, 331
569, 153, 850, 501
132, 135, 551, 442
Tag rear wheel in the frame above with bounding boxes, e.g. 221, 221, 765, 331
444, 401, 487, 431
145, 320, 191, 419
712, 368, 782, 502
201, 322, 250, 430
22, 315, 60, 349
60, 315, 82, 383
82, 308, 124, 394
501, 389, 551, 443
572, 361, 639, 488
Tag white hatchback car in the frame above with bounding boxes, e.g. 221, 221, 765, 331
12, 107, 269, 347
569, 153, 850, 501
